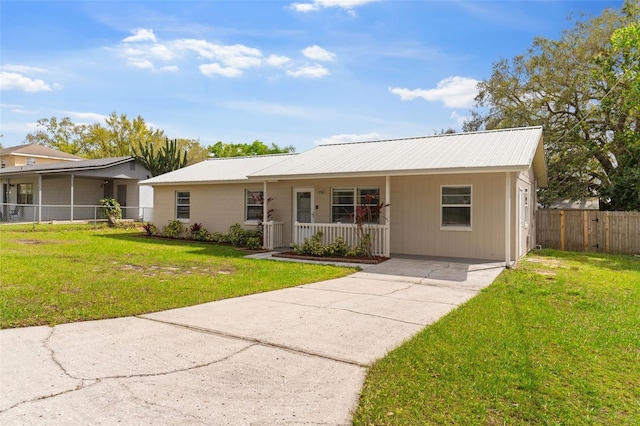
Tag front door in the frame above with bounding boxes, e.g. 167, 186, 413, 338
293, 188, 314, 241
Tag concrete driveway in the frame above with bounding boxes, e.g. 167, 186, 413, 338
0, 257, 504, 425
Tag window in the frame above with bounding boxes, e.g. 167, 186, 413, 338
26, 157, 36, 165
1, 158, 5, 168
441, 186, 471, 229
17, 183, 33, 205
331, 187, 381, 223
176, 191, 190, 220
245, 190, 264, 222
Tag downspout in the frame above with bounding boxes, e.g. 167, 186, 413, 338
505, 172, 511, 268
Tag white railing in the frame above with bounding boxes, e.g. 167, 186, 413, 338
294, 222, 390, 257
263, 221, 285, 250
0, 203, 153, 224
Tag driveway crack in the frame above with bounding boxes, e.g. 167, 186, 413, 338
138, 316, 371, 368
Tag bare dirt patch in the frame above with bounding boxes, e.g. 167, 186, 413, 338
17, 239, 50, 245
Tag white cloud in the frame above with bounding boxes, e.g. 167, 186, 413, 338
450, 111, 469, 128
61, 111, 109, 123
128, 59, 155, 69
123, 28, 157, 43
148, 44, 175, 61
160, 65, 180, 73
290, 2, 319, 12
291, 0, 378, 14
174, 39, 262, 63
389, 76, 479, 108
286, 64, 330, 79
302, 45, 335, 62
266, 55, 292, 67
199, 63, 243, 78
0, 72, 52, 92
1, 65, 48, 74
316, 132, 381, 145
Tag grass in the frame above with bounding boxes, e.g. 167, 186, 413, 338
353, 249, 640, 425
0, 224, 355, 328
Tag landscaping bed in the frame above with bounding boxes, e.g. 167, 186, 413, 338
273, 251, 389, 264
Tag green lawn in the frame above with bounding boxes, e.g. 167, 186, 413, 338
354, 250, 640, 425
0, 224, 354, 328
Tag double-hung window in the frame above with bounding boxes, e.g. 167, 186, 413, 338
245, 190, 264, 222
441, 186, 471, 229
331, 187, 381, 223
176, 191, 190, 221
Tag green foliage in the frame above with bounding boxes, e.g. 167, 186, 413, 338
187, 223, 214, 242
161, 220, 185, 239
142, 222, 158, 236
208, 140, 295, 157
226, 223, 262, 247
354, 250, 640, 425
0, 225, 353, 328
98, 197, 122, 222
134, 138, 188, 177
291, 233, 351, 257
24, 112, 167, 159
468, 1, 640, 210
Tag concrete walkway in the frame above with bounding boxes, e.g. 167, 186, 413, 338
0, 257, 504, 425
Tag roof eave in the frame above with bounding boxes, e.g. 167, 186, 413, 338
139, 179, 251, 186
248, 165, 532, 181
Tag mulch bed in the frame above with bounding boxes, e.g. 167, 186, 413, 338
272, 252, 389, 264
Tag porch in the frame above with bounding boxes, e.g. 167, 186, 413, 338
262, 221, 390, 257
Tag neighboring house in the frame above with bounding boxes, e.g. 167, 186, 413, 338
141, 126, 548, 265
0, 144, 84, 168
0, 157, 152, 222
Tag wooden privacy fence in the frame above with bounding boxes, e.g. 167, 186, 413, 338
537, 209, 640, 255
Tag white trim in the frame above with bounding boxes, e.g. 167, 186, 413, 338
245, 188, 264, 223
505, 173, 512, 267
440, 185, 472, 231
175, 190, 190, 222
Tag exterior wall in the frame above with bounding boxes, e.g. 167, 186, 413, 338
151, 170, 540, 262
151, 176, 387, 242
390, 173, 507, 261
0, 155, 78, 168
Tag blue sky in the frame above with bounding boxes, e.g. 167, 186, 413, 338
0, 0, 624, 152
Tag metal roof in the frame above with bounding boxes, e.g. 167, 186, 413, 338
0, 144, 84, 160
139, 154, 296, 186
0, 157, 135, 175
249, 126, 547, 184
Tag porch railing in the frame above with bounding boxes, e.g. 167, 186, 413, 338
262, 221, 285, 250
0, 203, 153, 224
294, 222, 390, 257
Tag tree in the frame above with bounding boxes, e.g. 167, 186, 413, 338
208, 140, 295, 157
134, 138, 188, 177
24, 112, 166, 159
467, 1, 640, 210
24, 117, 90, 156
175, 138, 210, 165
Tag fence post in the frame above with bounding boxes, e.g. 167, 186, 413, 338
560, 210, 565, 251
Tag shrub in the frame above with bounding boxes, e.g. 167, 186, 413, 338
162, 220, 185, 238
99, 197, 122, 226
187, 223, 213, 241
245, 236, 262, 250
142, 222, 158, 236
292, 233, 356, 257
